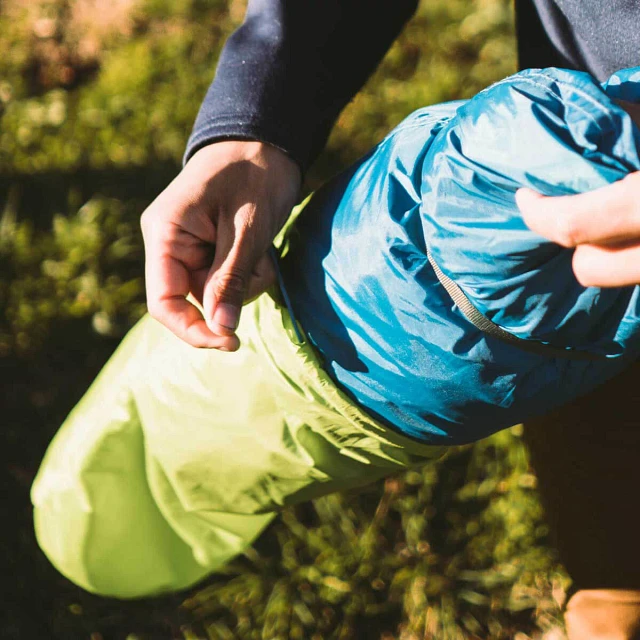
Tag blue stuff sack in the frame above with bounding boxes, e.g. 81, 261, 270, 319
280, 67, 640, 444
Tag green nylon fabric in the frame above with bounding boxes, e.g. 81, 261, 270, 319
31, 290, 446, 598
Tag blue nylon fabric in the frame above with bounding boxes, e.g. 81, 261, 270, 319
280, 67, 640, 445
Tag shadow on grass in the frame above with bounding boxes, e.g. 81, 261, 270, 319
0, 160, 180, 227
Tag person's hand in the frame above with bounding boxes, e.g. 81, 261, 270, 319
516, 172, 640, 288
140, 140, 301, 350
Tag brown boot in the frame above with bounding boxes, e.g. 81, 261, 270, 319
565, 590, 640, 640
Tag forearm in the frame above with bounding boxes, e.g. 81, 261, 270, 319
183, 0, 419, 173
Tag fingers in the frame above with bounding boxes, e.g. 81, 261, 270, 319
189, 252, 275, 309
517, 174, 640, 288
150, 295, 240, 350
202, 203, 260, 336
141, 141, 301, 350
573, 242, 640, 287
145, 251, 240, 350
516, 172, 640, 247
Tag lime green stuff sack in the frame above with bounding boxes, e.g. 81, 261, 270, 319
31, 291, 445, 598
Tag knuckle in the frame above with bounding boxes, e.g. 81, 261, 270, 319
230, 205, 258, 239
214, 269, 247, 303
235, 201, 258, 221
556, 212, 583, 247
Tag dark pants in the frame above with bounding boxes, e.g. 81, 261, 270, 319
524, 360, 640, 639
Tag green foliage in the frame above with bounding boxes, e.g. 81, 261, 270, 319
0, 0, 570, 638
0, 191, 145, 355
0, 0, 232, 172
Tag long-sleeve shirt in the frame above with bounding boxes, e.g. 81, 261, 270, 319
184, 0, 418, 172
184, 0, 640, 172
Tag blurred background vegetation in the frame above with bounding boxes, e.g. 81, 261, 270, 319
1, 0, 570, 638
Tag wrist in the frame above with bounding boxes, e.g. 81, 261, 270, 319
189, 140, 301, 183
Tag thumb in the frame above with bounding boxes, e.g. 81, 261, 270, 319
203, 224, 254, 337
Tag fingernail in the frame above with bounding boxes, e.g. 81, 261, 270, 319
213, 302, 239, 330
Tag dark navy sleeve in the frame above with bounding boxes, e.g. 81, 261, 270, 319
183, 0, 419, 173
